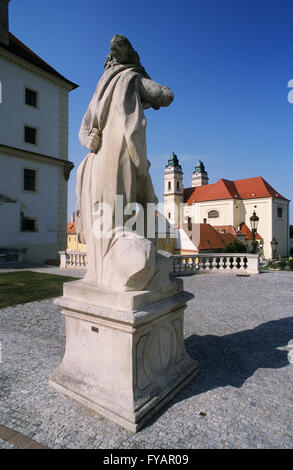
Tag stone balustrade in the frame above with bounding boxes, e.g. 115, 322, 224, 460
59, 251, 259, 275
59, 251, 87, 268
171, 253, 259, 276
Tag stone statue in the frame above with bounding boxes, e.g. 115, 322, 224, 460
76, 35, 174, 290
50, 37, 198, 431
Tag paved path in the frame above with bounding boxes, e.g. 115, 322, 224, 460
0, 271, 292, 449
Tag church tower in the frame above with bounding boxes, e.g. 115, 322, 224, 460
164, 151, 183, 226
192, 158, 209, 187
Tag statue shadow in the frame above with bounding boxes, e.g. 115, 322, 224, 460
145, 317, 293, 428
183, 317, 293, 394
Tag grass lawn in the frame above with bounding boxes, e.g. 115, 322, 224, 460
0, 271, 76, 309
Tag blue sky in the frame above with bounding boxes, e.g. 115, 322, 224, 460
9, 0, 293, 221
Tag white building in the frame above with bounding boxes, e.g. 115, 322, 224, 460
164, 152, 290, 259
0, 0, 78, 263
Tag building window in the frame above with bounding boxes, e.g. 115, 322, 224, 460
168, 181, 171, 191
20, 214, 37, 232
23, 169, 36, 192
277, 207, 283, 218
168, 212, 171, 219
176, 181, 180, 190
208, 210, 219, 219
24, 125, 37, 145
25, 88, 38, 107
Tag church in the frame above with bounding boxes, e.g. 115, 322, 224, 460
164, 152, 290, 259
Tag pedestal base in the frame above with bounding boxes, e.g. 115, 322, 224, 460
49, 279, 199, 433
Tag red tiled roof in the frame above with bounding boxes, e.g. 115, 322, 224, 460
191, 224, 239, 251
183, 177, 288, 204
214, 224, 262, 241
1, 33, 78, 90
238, 223, 262, 240
213, 225, 238, 236
67, 222, 76, 234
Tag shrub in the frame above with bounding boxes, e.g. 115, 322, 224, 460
279, 261, 287, 270
288, 259, 293, 270
221, 239, 247, 253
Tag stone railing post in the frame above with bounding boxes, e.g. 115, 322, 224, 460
245, 254, 259, 274
59, 251, 67, 268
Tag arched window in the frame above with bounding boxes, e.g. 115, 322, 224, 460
176, 181, 180, 190
168, 181, 171, 191
208, 210, 219, 219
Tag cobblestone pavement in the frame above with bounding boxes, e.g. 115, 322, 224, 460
0, 271, 292, 449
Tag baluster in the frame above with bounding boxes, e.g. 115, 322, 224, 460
239, 256, 245, 270
219, 256, 225, 270
212, 256, 218, 271
191, 256, 196, 272
183, 257, 187, 272
232, 256, 239, 271
198, 257, 202, 270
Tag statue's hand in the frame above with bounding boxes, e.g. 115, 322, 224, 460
87, 128, 101, 152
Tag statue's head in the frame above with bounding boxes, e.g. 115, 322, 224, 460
104, 34, 141, 68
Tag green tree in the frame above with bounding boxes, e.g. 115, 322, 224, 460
221, 239, 247, 253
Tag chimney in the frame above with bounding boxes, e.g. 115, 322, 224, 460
0, 0, 10, 46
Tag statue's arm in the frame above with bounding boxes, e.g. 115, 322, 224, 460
138, 77, 174, 109
79, 104, 101, 152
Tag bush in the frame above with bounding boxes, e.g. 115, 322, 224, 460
288, 259, 293, 270
279, 261, 287, 270
221, 239, 247, 253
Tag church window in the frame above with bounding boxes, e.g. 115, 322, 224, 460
168, 181, 171, 191
277, 208, 283, 218
208, 210, 219, 219
176, 181, 180, 190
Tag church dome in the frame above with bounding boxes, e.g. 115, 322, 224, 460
166, 151, 181, 169
193, 159, 206, 174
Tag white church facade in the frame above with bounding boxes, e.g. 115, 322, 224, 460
164, 152, 290, 259
0, 0, 78, 263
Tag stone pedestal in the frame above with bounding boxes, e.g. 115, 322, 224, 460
49, 278, 198, 433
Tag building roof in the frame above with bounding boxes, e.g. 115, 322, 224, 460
183, 176, 288, 204
67, 222, 77, 234
193, 158, 207, 174
166, 151, 181, 169
238, 223, 262, 241
213, 225, 239, 236
189, 223, 240, 251
213, 224, 262, 241
1, 33, 78, 90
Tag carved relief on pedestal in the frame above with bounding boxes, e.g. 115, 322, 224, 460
135, 311, 185, 392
